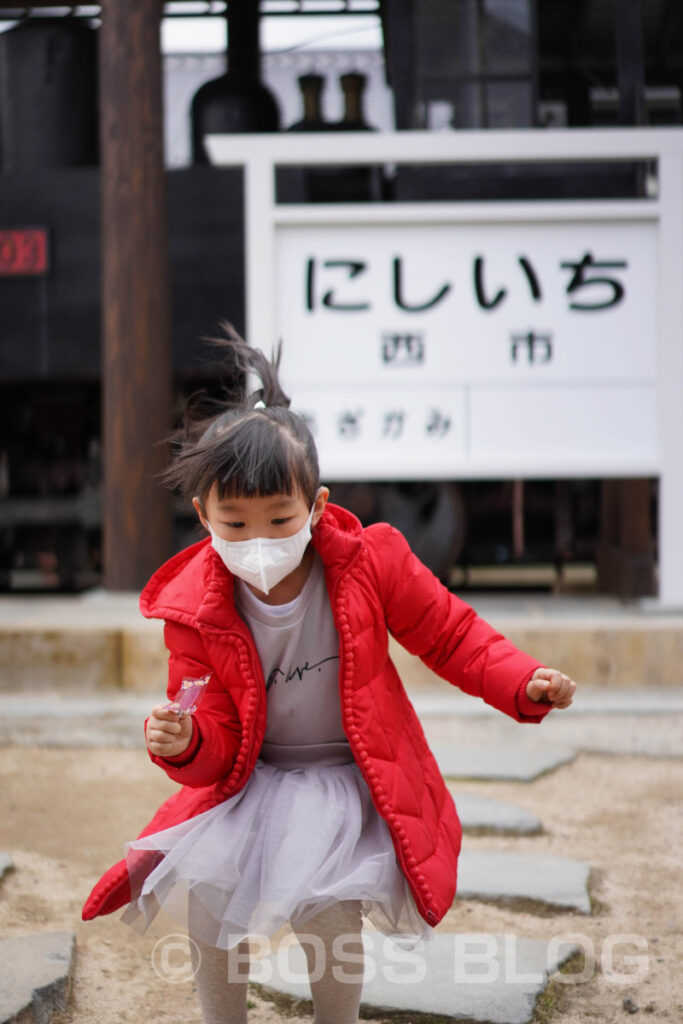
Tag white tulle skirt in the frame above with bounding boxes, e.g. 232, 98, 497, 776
122, 759, 430, 951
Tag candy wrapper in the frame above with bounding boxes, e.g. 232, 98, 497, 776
164, 674, 210, 717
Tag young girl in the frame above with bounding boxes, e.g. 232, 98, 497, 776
83, 331, 576, 1024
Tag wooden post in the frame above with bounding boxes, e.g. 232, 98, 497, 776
99, 0, 173, 590
597, 479, 656, 598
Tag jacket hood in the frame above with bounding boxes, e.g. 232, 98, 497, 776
139, 501, 364, 629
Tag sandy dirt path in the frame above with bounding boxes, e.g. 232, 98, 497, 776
1, 742, 682, 1023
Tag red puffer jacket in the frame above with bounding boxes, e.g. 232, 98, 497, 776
82, 503, 548, 925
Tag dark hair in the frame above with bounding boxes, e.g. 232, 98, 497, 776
164, 323, 320, 507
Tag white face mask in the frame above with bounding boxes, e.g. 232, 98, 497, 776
209, 502, 316, 595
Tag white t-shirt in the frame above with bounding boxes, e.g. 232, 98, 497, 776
234, 553, 352, 766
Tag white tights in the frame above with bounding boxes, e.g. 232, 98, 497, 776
190, 901, 364, 1024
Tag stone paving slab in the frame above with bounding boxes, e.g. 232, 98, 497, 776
0, 854, 13, 882
433, 743, 577, 781
457, 851, 592, 914
0, 931, 75, 1024
453, 795, 542, 835
255, 931, 579, 1024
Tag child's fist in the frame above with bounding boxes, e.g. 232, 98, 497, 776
146, 705, 194, 758
526, 667, 576, 709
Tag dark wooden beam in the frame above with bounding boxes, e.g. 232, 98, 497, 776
99, 0, 173, 590
614, 0, 646, 125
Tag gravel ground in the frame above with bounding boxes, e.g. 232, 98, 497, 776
1, 703, 682, 1024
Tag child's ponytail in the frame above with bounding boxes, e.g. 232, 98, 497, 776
205, 321, 291, 412
164, 324, 321, 508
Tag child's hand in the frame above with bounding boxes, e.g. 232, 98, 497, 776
526, 667, 576, 709
146, 705, 194, 758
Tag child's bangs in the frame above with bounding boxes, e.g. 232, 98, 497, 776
213, 415, 308, 502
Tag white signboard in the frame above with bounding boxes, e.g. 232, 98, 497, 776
205, 129, 683, 604
276, 219, 658, 478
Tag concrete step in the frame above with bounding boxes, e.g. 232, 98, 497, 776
2, 591, 683, 692
0, 593, 163, 693
256, 930, 580, 1024
2, 690, 683, 759
417, 689, 683, 758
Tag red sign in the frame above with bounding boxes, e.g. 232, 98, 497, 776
0, 228, 49, 276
